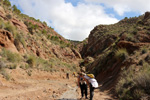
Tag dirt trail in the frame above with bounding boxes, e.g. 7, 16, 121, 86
59, 86, 78, 100
0, 68, 117, 100
58, 85, 116, 100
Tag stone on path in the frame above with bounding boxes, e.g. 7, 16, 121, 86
59, 86, 78, 100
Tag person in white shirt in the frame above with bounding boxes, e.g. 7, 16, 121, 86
83, 73, 98, 100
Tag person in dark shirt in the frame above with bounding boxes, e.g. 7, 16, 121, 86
78, 73, 88, 99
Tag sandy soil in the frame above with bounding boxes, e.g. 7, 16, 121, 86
0, 68, 117, 100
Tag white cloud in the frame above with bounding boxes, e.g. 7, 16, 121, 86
84, 0, 150, 16
10, 0, 118, 41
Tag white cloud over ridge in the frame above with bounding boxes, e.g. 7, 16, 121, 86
10, 0, 119, 41
85, 0, 150, 16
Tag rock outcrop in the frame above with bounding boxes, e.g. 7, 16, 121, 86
0, 29, 18, 53
11, 18, 29, 33
0, 6, 6, 20
81, 25, 117, 58
81, 12, 150, 90
143, 11, 150, 22
0, 3, 81, 70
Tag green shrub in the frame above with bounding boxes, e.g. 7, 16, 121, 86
115, 48, 128, 60
141, 47, 148, 54
145, 55, 150, 63
34, 24, 38, 29
20, 64, 30, 70
42, 29, 47, 35
3, 0, 11, 7
116, 66, 135, 100
54, 36, 59, 41
126, 33, 137, 42
9, 64, 17, 69
67, 43, 71, 47
24, 21, 36, 34
132, 29, 138, 35
0, 18, 5, 29
6, 14, 12, 19
43, 21, 47, 26
36, 57, 55, 72
134, 72, 150, 94
60, 40, 64, 44
139, 60, 143, 65
25, 64, 29, 69
4, 22, 17, 37
116, 63, 150, 100
0, 61, 6, 70
14, 32, 26, 48
124, 17, 128, 20
12, 5, 21, 14
27, 56, 36, 68
47, 34, 51, 40
50, 26, 54, 30
0, 48, 21, 63
137, 19, 143, 25
0, 69, 10, 80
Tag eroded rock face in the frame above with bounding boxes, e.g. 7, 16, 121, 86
51, 46, 80, 61
71, 49, 81, 59
0, 6, 6, 20
0, 4, 81, 71
0, 29, 18, 53
117, 41, 140, 53
80, 12, 150, 90
11, 18, 29, 33
81, 25, 117, 58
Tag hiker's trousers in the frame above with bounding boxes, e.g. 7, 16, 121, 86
90, 84, 95, 100
80, 84, 87, 98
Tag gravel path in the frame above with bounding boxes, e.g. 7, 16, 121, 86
59, 86, 78, 100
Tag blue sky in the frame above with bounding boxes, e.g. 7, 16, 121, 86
10, 0, 149, 41
65, 0, 141, 20
65, 0, 83, 6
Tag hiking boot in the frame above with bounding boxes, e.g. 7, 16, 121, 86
85, 97, 88, 99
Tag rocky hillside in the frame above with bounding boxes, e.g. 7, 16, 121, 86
1, 0, 150, 99
0, 1, 81, 74
81, 12, 150, 99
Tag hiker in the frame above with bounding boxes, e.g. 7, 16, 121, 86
66, 73, 69, 79
82, 73, 98, 100
73, 72, 76, 77
78, 73, 88, 99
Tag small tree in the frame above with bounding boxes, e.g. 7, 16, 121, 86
3, 0, 11, 7
43, 21, 47, 26
12, 5, 21, 14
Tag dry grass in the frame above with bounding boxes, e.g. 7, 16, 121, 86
115, 48, 128, 60
116, 63, 150, 100
0, 48, 21, 63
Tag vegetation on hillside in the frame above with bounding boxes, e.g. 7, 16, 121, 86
0, 0, 80, 80
81, 12, 150, 99
2, 1, 150, 99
